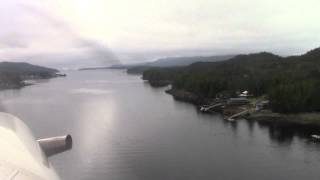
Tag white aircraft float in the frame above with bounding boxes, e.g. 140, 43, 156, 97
0, 112, 72, 180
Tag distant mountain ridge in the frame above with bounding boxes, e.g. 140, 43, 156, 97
126, 55, 234, 74
145, 55, 235, 67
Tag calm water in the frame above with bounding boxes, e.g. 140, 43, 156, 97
0, 70, 320, 180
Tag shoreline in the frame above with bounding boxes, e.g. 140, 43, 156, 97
0, 73, 66, 91
247, 110, 320, 127
164, 86, 320, 128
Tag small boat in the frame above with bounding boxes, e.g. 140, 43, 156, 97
311, 135, 320, 140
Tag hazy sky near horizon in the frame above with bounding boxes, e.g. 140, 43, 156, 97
0, 0, 320, 66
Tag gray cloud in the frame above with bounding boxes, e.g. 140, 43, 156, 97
0, 33, 29, 48
21, 3, 119, 66
1, 0, 320, 65
0, 1, 119, 68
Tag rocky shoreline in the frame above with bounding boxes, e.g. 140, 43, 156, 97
247, 110, 320, 127
166, 88, 210, 105
148, 80, 172, 87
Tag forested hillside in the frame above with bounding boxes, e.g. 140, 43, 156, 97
143, 47, 320, 113
0, 62, 59, 89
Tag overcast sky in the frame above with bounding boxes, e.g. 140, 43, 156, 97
1, 0, 320, 67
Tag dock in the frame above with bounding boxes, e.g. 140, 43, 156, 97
225, 109, 250, 121
311, 135, 320, 140
200, 103, 224, 112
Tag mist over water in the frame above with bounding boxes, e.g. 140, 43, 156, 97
0, 70, 319, 180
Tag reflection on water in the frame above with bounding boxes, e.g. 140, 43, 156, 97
71, 88, 113, 95
0, 70, 320, 180
257, 120, 320, 145
0, 101, 6, 112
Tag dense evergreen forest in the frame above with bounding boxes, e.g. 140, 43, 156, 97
142, 47, 320, 113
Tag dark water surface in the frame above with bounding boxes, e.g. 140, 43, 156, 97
0, 70, 320, 180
